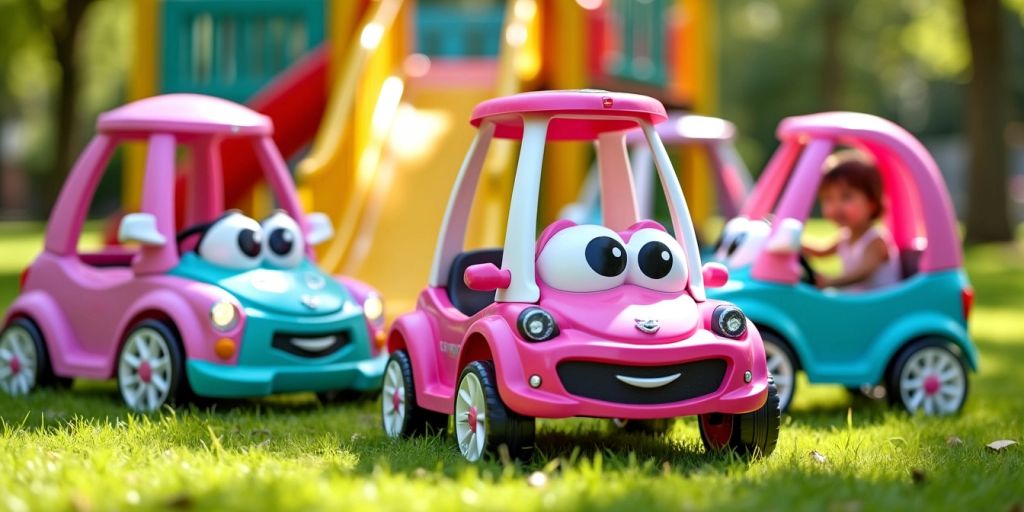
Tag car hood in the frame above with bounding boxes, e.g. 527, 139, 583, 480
539, 284, 700, 343
171, 253, 354, 317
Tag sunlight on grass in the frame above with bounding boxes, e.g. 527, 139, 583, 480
0, 222, 1021, 511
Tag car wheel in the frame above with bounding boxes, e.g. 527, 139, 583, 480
454, 360, 535, 462
610, 418, 674, 435
0, 318, 63, 396
117, 320, 186, 412
381, 350, 447, 437
886, 338, 968, 416
698, 376, 781, 457
761, 331, 797, 412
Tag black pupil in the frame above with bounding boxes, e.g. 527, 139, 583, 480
638, 241, 673, 279
727, 233, 746, 256
269, 228, 294, 256
585, 236, 627, 277
237, 229, 262, 258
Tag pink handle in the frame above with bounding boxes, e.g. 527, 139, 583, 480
464, 263, 511, 291
702, 262, 730, 288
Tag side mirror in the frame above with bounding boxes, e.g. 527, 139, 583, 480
464, 263, 511, 292
702, 262, 730, 288
765, 217, 804, 254
306, 212, 334, 246
118, 213, 166, 246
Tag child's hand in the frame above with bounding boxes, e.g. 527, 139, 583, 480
814, 273, 830, 289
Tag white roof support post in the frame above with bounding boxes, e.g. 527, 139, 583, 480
429, 121, 496, 287
641, 121, 706, 301
496, 117, 549, 303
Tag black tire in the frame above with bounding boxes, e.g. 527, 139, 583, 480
699, 377, 781, 457
760, 330, 797, 412
381, 350, 448, 437
454, 360, 535, 461
610, 418, 674, 435
0, 317, 69, 395
116, 319, 187, 412
886, 338, 968, 416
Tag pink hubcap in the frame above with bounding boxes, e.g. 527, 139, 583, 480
468, 406, 479, 432
391, 389, 401, 412
923, 375, 941, 395
139, 361, 152, 384
9, 356, 20, 375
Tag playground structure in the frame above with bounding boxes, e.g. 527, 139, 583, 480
127, 0, 719, 315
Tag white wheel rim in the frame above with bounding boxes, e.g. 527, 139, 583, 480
454, 372, 487, 462
899, 347, 965, 416
119, 327, 173, 412
381, 359, 407, 437
764, 340, 794, 410
0, 325, 39, 396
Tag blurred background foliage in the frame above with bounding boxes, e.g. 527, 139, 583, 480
0, 0, 1021, 235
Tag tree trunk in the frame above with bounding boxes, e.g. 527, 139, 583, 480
961, 0, 1013, 244
822, 1, 845, 110
44, 0, 95, 214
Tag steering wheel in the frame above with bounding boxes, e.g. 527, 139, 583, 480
176, 221, 214, 255
798, 254, 817, 285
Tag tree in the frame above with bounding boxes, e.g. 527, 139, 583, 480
25, 0, 99, 210
961, 0, 1013, 243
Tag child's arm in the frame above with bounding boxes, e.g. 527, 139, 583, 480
817, 237, 888, 288
802, 240, 838, 258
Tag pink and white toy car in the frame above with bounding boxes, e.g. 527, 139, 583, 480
380, 90, 780, 461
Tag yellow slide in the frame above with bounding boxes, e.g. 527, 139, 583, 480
298, 0, 540, 317
335, 81, 498, 315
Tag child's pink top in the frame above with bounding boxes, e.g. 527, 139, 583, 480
837, 225, 902, 291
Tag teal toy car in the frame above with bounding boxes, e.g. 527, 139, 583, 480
708, 112, 976, 415
0, 94, 387, 412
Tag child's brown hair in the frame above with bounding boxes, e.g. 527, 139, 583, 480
820, 150, 883, 219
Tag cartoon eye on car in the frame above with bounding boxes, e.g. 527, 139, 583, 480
708, 112, 977, 415
380, 90, 780, 462
0, 94, 388, 412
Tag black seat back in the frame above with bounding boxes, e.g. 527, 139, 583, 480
899, 248, 922, 279
447, 249, 504, 317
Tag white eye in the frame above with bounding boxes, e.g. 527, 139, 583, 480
197, 213, 263, 270
537, 224, 627, 292
261, 211, 305, 268
727, 219, 771, 269
625, 228, 688, 292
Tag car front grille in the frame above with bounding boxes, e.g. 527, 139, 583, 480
556, 359, 728, 405
271, 330, 351, 358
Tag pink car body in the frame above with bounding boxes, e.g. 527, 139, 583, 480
381, 90, 778, 461
2, 94, 387, 411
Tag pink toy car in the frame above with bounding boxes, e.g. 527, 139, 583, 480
380, 90, 780, 461
0, 94, 389, 411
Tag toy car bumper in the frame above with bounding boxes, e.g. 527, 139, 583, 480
185, 352, 388, 398
494, 327, 769, 419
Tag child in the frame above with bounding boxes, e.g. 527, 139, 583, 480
803, 151, 901, 291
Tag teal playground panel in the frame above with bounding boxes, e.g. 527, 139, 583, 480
606, 0, 667, 88
160, 0, 325, 102
416, 1, 505, 57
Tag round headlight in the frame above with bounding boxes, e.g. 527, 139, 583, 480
712, 305, 747, 339
210, 299, 239, 331
517, 307, 559, 342
363, 293, 385, 326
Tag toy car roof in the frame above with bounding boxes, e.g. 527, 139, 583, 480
776, 111, 916, 149
625, 113, 736, 145
97, 94, 272, 137
470, 90, 668, 141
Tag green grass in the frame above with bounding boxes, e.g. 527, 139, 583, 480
1, 223, 1022, 511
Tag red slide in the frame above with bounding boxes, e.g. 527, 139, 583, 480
173, 45, 329, 222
